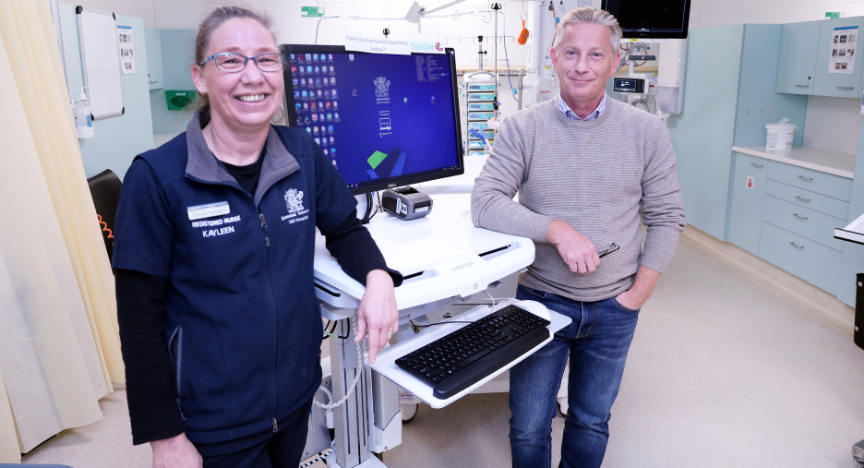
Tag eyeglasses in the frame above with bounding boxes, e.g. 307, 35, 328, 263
199, 52, 284, 73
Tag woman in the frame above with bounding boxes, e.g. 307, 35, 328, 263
113, 6, 401, 468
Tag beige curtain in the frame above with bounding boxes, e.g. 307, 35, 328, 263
0, 0, 125, 459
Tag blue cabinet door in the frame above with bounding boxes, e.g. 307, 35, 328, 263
776, 21, 821, 95
727, 153, 768, 255
144, 27, 164, 90
814, 17, 864, 98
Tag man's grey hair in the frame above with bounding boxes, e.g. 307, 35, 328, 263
553, 7, 623, 54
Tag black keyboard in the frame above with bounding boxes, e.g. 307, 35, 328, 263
395, 305, 551, 399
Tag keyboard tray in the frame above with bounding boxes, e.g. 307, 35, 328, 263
366, 300, 572, 408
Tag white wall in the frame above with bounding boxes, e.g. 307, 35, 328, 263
802, 96, 862, 155
73, 0, 156, 28
153, 0, 531, 68
689, 0, 861, 30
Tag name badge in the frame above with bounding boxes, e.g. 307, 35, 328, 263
187, 201, 230, 221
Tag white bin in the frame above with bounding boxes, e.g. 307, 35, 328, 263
766, 119, 797, 150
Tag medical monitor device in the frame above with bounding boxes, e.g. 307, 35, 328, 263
601, 0, 691, 39
280, 45, 465, 195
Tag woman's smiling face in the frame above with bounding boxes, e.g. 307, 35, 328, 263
193, 17, 283, 131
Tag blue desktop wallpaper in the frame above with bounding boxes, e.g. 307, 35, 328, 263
286, 51, 461, 189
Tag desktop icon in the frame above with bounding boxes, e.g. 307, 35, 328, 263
379, 118, 392, 131
313, 53, 319, 61
305, 54, 311, 60
321, 138, 328, 146
328, 125, 334, 133
313, 126, 319, 134
295, 103, 301, 110
330, 77, 337, 85
333, 101, 338, 109
334, 112, 339, 120
328, 54, 333, 60
330, 66, 335, 72
330, 137, 335, 144
293, 91, 300, 98
320, 113, 325, 121
316, 78, 322, 85
315, 138, 320, 145
301, 90, 308, 98
312, 114, 318, 122
303, 103, 309, 110
306, 127, 311, 133
330, 147, 336, 155
349, 54, 354, 61
332, 90, 338, 99
300, 78, 306, 86
290, 54, 296, 60
307, 66, 313, 73
317, 90, 323, 97
310, 102, 317, 109
325, 101, 331, 109
292, 78, 298, 86
352, 88, 358, 97
314, 66, 320, 73
291, 66, 298, 73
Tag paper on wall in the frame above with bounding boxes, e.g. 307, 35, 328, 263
828, 25, 857, 74
344, 34, 445, 55
117, 25, 135, 74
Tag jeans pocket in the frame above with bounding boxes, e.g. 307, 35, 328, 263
519, 284, 548, 299
611, 296, 641, 314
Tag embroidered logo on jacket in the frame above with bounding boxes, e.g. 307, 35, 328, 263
282, 189, 310, 223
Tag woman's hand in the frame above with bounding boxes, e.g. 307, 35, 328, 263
356, 270, 399, 364
151, 433, 202, 468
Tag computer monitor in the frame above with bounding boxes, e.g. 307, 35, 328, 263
601, 0, 691, 39
280, 45, 464, 195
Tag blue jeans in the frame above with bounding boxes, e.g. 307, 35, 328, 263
510, 284, 640, 468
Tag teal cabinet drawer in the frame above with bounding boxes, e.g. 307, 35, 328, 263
764, 179, 849, 220
762, 196, 847, 252
776, 21, 821, 95
766, 161, 852, 201
728, 153, 768, 255
759, 222, 842, 294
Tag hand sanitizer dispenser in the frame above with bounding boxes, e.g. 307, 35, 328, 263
73, 89, 94, 139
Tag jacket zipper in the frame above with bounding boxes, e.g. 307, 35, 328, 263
258, 209, 280, 432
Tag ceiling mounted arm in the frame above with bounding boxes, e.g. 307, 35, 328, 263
405, 0, 466, 33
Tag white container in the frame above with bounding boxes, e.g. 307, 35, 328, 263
766, 119, 797, 150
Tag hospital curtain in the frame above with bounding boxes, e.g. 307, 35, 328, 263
0, 0, 124, 459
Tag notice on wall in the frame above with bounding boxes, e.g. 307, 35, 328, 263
117, 25, 136, 74
829, 25, 857, 74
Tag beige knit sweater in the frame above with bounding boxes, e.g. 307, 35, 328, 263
471, 98, 686, 302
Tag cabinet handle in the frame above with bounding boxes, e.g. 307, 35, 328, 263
149, 80, 158, 84
797, 175, 813, 182
792, 213, 808, 221
838, 86, 855, 90
789, 242, 805, 250
751, 162, 764, 168
794, 84, 810, 88
794, 195, 810, 202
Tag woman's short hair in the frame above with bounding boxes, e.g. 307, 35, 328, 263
553, 7, 623, 53
192, 5, 278, 124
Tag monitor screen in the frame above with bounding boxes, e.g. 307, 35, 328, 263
280, 45, 464, 195
602, 0, 691, 39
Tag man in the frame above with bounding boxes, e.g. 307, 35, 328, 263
471, 7, 686, 468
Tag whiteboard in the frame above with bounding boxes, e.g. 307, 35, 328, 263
77, 7, 124, 120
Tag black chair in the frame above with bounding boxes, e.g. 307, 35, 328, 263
86, 169, 122, 263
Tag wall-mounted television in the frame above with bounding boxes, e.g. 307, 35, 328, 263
602, 0, 691, 39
